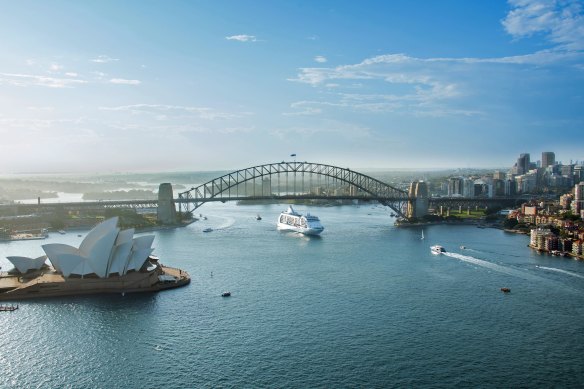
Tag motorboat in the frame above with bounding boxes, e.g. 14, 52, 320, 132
256, 214, 262, 220
431, 245, 446, 255
500, 287, 511, 293
277, 206, 324, 235
221, 291, 231, 297
203, 228, 213, 233
460, 245, 466, 250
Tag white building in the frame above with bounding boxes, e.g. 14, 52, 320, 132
7, 217, 155, 278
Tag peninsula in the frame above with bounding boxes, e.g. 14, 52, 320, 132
0, 217, 190, 301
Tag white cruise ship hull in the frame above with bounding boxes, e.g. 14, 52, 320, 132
277, 222, 324, 235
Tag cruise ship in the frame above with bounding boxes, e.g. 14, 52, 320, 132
277, 206, 324, 235
431, 245, 446, 255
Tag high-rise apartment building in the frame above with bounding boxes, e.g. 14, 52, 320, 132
573, 182, 584, 215
541, 152, 555, 168
447, 177, 464, 196
516, 153, 530, 175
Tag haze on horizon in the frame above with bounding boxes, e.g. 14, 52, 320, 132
0, 0, 583, 174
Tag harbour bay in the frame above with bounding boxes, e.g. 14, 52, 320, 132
1, 202, 584, 387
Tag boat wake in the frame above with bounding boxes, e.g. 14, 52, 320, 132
443, 252, 541, 281
536, 266, 584, 279
211, 216, 236, 230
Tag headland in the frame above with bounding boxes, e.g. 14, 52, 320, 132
0, 262, 190, 301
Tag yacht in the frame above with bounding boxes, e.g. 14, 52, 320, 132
277, 206, 324, 235
431, 245, 446, 255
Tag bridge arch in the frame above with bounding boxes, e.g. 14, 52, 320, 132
177, 161, 410, 218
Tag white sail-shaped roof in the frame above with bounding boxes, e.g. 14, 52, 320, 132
108, 242, 133, 276
6, 256, 47, 273
36, 218, 155, 279
86, 227, 119, 278
106, 228, 135, 276
124, 235, 155, 273
126, 248, 154, 272
79, 217, 119, 256
43, 243, 79, 273
55, 253, 89, 278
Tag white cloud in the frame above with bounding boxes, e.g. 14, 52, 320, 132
502, 0, 584, 51
109, 78, 141, 85
0, 72, 88, 88
225, 34, 257, 42
314, 56, 327, 63
49, 63, 63, 72
91, 55, 120, 63
99, 103, 245, 120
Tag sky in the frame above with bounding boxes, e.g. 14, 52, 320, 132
0, 0, 583, 173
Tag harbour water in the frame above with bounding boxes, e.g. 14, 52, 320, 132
1, 202, 584, 387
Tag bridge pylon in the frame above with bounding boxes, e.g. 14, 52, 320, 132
157, 183, 177, 224
406, 181, 429, 219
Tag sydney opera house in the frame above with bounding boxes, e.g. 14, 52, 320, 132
0, 217, 189, 300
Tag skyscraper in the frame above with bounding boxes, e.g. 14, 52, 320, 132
515, 153, 530, 175
541, 152, 555, 168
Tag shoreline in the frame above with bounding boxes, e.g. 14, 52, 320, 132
527, 244, 584, 261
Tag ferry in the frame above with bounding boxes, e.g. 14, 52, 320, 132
277, 206, 324, 235
431, 245, 446, 255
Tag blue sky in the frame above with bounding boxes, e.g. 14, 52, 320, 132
0, 0, 582, 173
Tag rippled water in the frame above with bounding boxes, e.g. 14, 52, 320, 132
1, 203, 584, 388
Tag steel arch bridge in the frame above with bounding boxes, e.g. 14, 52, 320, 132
176, 161, 411, 218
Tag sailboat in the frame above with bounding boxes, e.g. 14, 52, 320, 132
421, 230, 425, 240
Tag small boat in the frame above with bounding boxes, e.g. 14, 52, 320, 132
500, 287, 511, 293
0, 304, 19, 312
202, 216, 208, 220
58, 230, 66, 235
460, 245, 466, 250
221, 291, 231, 297
203, 228, 213, 233
256, 214, 262, 220
431, 245, 446, 255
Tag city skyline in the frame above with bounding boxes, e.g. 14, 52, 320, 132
1, 0, 583, 173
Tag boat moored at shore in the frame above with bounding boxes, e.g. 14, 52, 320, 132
277, 206, 324, 235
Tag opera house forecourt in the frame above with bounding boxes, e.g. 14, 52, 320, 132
0, 217, 189, 300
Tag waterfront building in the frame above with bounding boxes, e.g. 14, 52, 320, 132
573, 182, 584, 216
572, 240, 583, 256
7, 217, 153, 278
542, 152, 555, 169
530, 227, 553, 250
